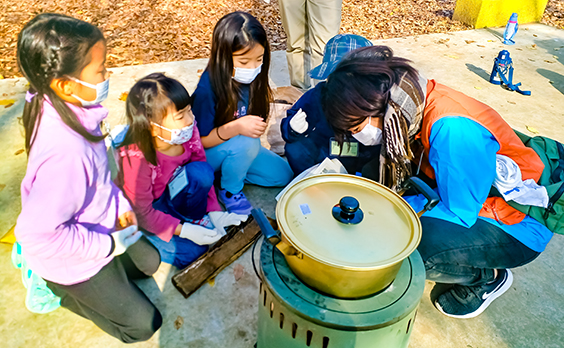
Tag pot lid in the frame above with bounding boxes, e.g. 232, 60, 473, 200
276, 174, 421, 270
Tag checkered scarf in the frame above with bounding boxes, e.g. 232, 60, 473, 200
379, 73, 428, 191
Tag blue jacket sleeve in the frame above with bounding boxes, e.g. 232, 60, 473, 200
403, 116, 500, 227
191, 71, 217, 137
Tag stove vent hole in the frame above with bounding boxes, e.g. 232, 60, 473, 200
270, 302, 274, 318
291, 323, 298, 339
279, 313, 284, 329
406, 318, 412, 334
322, 337, 330, 348
306, 330, 313, 346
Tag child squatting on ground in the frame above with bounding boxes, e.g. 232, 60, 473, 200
14, 13, 162, 342
192, 11, 294, 215
116, 73, 248, 269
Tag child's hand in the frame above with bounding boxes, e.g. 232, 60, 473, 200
117, 210, 138, 230
236, 115, 267, 138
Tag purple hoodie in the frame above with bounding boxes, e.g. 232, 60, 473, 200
15, 97, 131, 285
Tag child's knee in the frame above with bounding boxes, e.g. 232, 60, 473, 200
184, 161, 215, 189
119, 306, 162, 343
229, 135, 261, 158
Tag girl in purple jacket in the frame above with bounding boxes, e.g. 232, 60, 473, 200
14, 13, 161, 342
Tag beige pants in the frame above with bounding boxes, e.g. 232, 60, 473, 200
278, 0, 343, 90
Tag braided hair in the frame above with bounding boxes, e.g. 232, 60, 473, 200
17, 13, 105, 152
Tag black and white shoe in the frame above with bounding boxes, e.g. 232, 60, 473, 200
434, 269, 513, 319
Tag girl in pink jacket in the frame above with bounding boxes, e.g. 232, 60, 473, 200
116, 73, 248, 269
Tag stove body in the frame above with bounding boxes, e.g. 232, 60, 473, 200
256, 242, 425, 348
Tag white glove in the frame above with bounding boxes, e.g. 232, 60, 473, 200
111, 225, 143, 256
179, 222, 221, 245
289, 108, 308, 134
208, 211, 249, 236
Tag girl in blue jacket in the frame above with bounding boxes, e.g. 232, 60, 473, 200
192, 12, 293, 215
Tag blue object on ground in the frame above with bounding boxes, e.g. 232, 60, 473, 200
11, 242, 61, 314
503, 13, 519, 45
490, 50, 531, 96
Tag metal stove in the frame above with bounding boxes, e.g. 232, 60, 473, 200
256, 241, 425, 348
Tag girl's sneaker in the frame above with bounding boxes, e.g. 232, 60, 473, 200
218, 189, 253, 215
434, 269, 513, 319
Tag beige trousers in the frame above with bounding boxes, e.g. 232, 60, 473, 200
278, 0, 343, 90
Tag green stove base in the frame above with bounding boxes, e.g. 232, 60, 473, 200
256, 241, 425, 348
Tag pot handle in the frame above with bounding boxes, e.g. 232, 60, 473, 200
251, 208, 281, 246
402, 177, 440, 217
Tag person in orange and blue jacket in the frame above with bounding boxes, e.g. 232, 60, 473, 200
321, 46, 553, 319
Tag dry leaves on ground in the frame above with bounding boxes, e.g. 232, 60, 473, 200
0, 0, 563, 79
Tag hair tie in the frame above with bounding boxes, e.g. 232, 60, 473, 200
25, 91, 38, 103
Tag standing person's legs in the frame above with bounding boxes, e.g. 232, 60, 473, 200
205, 135, 261, 194
418, 217, 540, 318
46, 237, 162, 343
245, 145, 294, 187
278, 0, 309, 90
307, 0, 343, 77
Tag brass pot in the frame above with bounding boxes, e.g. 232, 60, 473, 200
253, 174, 438, 299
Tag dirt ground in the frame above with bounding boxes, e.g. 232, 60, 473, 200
1, 0, 563, 79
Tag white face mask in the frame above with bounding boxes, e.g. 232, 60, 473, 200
352, 117, 382, 146
152, 122, 194, 145
232, 64, 263, 84
68, 76, 110, 107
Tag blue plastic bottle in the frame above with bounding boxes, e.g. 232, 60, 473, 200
503, 13, 518, 45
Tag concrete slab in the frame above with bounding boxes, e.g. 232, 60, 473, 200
1, 24, 563, 348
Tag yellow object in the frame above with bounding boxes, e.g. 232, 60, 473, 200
0, 224, 16, 244
453, 0, 549, 28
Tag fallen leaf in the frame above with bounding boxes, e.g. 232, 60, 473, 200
553, 55, 559, 59
516, 48, 523, 51
207, 277, 216, 287
174, 316, 184, 330
119, 92, 128, 101
507, 101, 516, 104
3, 102, 14, 108
526, 125, 540, 134
14, 149, 24, 155
528, 58, 536, 62
477, 45, 485, 47
530, 44, 537, 50
233, 264, 244, 281
0, 99, 16, 105
0, 184, 5, 192
445, 54, 459, 59
545, 60, 556, 63
474, 86, 482, 90
533, 34, 538, 37
555, 48, 560, 51
465, 40, 475, 44
488, 39, 494, 42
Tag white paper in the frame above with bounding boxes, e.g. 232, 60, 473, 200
276, 158, 347, 201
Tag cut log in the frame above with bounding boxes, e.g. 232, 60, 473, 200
171, 215, 264, 298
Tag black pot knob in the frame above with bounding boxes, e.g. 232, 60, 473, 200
332, 196, 364, 224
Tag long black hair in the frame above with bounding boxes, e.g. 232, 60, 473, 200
121, 73, 192, 165
208, 11, 272, 127
321, 46, 420, 144
17, 13, 106, 153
